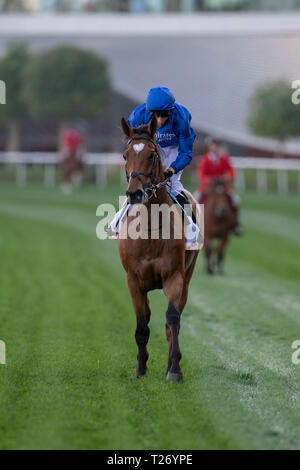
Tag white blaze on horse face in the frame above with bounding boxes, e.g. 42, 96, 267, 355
133, 143, 145, 154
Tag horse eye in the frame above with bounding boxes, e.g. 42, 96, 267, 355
149, 152, 155, 159
123, 154, 127, 161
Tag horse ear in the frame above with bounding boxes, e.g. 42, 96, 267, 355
121, 117, 132, 139
148, 114, 157, 139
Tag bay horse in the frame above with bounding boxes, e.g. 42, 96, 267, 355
118, 116, 199, 382
59, 129, 84, 192
203, 178, 237, 274
60, 148, 84, 190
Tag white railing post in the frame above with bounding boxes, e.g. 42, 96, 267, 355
96, 165, 108, 185
44, 165, 56, 186
256, 170, 267, 193
277, 169, 288, 194
236, 168, 246, 192
120, 166, 127, 186
16, 163, 27, 186
103, 165, 108, 185
96, 165, 102, 185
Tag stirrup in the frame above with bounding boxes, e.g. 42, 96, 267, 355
108, 232, 119, 240
185, 239, 201, 251
107, 226, 119, 240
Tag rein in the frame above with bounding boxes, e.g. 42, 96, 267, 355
125, 135, 170, 201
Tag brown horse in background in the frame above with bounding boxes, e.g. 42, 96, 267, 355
118, 116, 199, 382
203, 178, 237, 274
60, 148, 84, 189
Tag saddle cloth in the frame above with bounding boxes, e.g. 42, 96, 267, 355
107, 191, 203, 251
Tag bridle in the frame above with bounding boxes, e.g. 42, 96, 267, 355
124, 135, 169, 201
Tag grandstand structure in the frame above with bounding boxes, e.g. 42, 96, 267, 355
1, 1, 300, 13
0, 12, 300, 156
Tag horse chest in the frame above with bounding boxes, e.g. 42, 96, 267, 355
136, 258, 162, 283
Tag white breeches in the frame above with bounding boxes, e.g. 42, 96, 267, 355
159, 144, 184, 195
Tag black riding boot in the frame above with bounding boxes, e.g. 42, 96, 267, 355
175, 191, 196, 223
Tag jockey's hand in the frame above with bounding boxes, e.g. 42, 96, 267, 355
164, 167, 175, 180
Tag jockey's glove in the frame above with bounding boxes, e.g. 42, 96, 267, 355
164, 169, 174, 180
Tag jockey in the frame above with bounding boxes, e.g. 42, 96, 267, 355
196, 137, 243, 236
60, 128, 84, 163
108, 86, 203, 249
59, 128, 84, 193
128, 86, 196, 206
61, 129, 83, 152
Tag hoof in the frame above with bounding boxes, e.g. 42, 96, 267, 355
166, 371, 183, 383
136, 370, 147, 379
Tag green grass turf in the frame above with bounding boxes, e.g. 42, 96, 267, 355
0, 182, 299, 450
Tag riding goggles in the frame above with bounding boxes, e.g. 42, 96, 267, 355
151, 110, 171, 118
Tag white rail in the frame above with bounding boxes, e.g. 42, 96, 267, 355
0, 152, 300, 193
231, 157, 300, 193
0, 152, 122, 165
0, 152, 124, 186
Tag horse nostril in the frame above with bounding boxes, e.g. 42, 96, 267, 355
215, 206, 228, 218
126, 189, 143, 204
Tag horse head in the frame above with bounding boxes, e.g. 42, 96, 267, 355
208, 178, 230, 219
121, 115, 164, 205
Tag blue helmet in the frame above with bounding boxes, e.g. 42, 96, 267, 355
146, 86, 175, 111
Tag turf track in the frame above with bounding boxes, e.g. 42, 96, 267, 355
0, 183, 299, 450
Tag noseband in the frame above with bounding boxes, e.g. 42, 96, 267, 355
125, 135, 168, 200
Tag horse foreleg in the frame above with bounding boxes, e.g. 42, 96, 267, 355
165, 282, 188, 376
163, 273, 184, 382
165, 323, 172, 375
166, 268, 195, 375
216, 236, 228, 274
165, 286, 185, 376
165, 255, 197, 377
127, 273, 151, 378
204, 237, 214, 274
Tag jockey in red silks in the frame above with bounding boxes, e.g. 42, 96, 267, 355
59, 129, 84, 192
61, 129, 83, 154
196, 137, 243, 236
